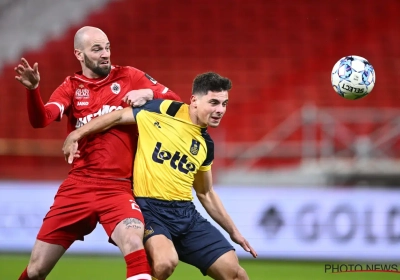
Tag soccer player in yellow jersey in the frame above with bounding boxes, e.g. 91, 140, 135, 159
63, 72, 257, 280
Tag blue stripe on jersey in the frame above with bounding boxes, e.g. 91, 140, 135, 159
201, 130, 214, 166
133, 99, 163, 119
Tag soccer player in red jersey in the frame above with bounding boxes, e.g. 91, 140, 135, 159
14, 26, 181, 280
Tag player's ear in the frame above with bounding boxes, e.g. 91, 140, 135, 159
74, 49, 84, 62
190, 95, 198, 108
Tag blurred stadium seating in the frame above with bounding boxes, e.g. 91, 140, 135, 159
0, 0, 400, 183
1, 0, 400, 184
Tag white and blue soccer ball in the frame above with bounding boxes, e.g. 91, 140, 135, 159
331, 55, 376, 100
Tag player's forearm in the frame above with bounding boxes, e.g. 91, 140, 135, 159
153, 88, 182, 102
197, 189, 239, 235
74, 111, 124, 140
26, 87, 57, 128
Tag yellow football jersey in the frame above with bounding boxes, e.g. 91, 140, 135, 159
132, 99, 214, 201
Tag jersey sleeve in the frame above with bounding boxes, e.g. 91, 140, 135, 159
26, 78, 72, 128
47, 77, 73, 120
132, 99, 164, 120
127, 67, 182, 102
199, 132, 214, 171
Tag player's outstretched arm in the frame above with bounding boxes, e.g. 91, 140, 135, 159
62, 107, 136, 164
15, 57, 61, 128
193, 170, 258, 258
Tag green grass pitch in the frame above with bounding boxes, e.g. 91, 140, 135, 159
0, 254, 399, 280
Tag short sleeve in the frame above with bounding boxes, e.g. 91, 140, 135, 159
133, 99, 164, 119
200, 131, 214, 171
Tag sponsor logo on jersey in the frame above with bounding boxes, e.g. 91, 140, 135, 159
75, 105, 123, 128
77, 101, 89, 106
111, 82, 121, 94
152, 142, 196, 174
190, 139, 200, 155
75, 84, 90, 99
145, 73, 157, 85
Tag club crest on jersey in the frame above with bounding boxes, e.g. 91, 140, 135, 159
75, 84, 90, 99
190, 139, 200, 155
144, 226, 154, 238
111, 82, 121, 94
145, 73, 157, 85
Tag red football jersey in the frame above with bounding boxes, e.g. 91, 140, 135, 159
46, 65, 180, 181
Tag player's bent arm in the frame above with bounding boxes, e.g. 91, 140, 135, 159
194, 170, 258, 258
62, 107, 136, 163
193, 170, 239, 236
153, 88, 182, 102
75, 107, 136, 139
123, 88, 182, 107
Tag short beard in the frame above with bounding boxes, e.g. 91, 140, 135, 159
83, 53, 111, 77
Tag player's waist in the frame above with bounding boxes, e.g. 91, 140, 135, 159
135, 197, 193, 206
134, 186, 193, 201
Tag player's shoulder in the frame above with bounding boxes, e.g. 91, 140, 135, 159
55, 75, 75, 92
133, 100, 184, 118
62, 75, 73, 84
114, 65, 144, 75
134, 99, 168, 115
200, 128, 214, 144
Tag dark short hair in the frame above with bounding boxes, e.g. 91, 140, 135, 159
192, 72, 232, 95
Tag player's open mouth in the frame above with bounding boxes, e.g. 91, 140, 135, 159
211, 117, 221, 121
100, 61, 109, 65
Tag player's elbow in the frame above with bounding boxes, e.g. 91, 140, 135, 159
196, 191, 210, 203
29, 119, 46, 128
119, 108, 136, 124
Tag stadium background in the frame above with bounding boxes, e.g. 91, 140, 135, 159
1, 0, 400, 279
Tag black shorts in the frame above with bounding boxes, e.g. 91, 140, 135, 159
136, 197, 234, 276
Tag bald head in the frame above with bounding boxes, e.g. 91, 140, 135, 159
74, 26, 108, 50
73, 26, 111, 78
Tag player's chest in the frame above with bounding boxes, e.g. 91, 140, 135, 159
152, 132, 207, 170
71, 79, 130, 114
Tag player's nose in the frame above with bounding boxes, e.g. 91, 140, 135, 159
215, 104, 226, 114
100, 49, 110, 58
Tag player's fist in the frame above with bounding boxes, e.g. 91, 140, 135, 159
122, 89, 153, 107
14, 58, 40, 90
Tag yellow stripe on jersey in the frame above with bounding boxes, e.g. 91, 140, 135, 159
132, 100, 214, 201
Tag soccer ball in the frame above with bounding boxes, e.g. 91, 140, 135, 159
331, 55, 376, 100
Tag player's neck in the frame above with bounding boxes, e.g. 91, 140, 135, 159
188, 106, 207, 127
81, 68, 104, 79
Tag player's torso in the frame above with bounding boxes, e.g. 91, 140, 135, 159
66, 68, 137, 181
134, 111, 208, 200
71, 72, 130, 125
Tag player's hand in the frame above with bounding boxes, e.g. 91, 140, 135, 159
62, 132, 81, 164
230, 231, 258, 258
122, 89, 153, 107
14, 58, 40, 90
